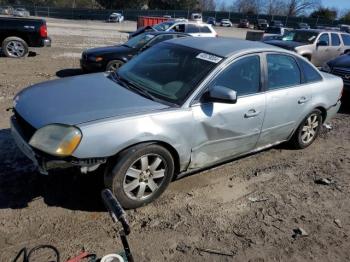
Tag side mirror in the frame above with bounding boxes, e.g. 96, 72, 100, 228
317, 40, 328, 47
203, 85, 237, 104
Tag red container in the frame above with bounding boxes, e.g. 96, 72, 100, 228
137, 16, 169, 29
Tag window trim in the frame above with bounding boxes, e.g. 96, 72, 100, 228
317, 33, 330, 46
191, 53, 264, 105
264, 52, 303, 92
331, 33, 341, 46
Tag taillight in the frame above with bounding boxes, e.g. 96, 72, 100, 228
39, 24, 47, 38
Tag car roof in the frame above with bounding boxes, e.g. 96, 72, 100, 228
294, 29, 342, 34
147, 31, 190, 36
166, 37, 282, 57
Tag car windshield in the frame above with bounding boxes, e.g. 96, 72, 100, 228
153, 21, 175, 31
258, 19, 267, 23
116, 43, 221, 105
266, 27, 282, 34
124, 33, 155, 49
282, 31, 319, 43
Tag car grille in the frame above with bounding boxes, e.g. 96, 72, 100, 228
332, 67, 350, 85
14, 110, 37, 142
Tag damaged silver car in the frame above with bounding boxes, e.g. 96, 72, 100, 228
11, 37, 343, 208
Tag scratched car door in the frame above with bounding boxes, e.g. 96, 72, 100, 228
189, 54, 265, 169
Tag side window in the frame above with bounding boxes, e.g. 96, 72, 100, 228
186, 24, 200, 33
341, 34, 350, 45
200, 26, 211, 33
148, 35, 173, 47
318, 33, 329, 45
173, 24, 185, 33
331, 33, 341, 46
267, 54, 301, 90
297, 57, 322, 83
209, 55, 260, 96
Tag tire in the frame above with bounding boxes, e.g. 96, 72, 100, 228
106, 60, 124, 72
2, 37, 28, 58
104, 144, 175, 209
290, 109, 322, 149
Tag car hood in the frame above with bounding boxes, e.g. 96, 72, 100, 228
264, 40, 305, 50
14, 73, 169, 129
329, 54, 350, 68
84, 45, 132, 56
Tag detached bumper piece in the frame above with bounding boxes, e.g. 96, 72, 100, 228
11, 116, 106, 175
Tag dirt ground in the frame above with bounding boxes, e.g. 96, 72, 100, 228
0, 18, 350, 262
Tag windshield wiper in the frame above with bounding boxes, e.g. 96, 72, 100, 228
112, 71, 157, 101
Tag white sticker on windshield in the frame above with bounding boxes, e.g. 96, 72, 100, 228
196, 53, 222, 63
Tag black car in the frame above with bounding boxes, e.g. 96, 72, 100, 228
80, 31, 189, 73
207, 17, 216, 26
323, 53, 350, 98
270, 20, 283, 28
0, 16, 51, 58
255, 19, 269, 30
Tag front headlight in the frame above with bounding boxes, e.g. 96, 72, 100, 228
29, 124, 82, 156
321, 63, 331, 73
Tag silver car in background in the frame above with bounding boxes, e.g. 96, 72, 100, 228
264, 29, 350, 67
11, 38, 342, 208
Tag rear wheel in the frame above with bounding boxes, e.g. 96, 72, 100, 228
2, 37, 28, 58
104, 144, 175, 209
106, 60, 124, 72
290, 109, 322, 149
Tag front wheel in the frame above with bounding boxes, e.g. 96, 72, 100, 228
290, 109, 322, 149
104, 144, 175, 209
106, 60, 124, 73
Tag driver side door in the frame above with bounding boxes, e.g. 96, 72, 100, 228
189, 54, 266, 169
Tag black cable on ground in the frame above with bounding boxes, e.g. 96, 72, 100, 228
13, 245, 60, 262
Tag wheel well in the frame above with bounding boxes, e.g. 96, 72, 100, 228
302, 54, 311, 61
344, 49, 350, 55
108, 141, 181, 175
315, 106, 327, 123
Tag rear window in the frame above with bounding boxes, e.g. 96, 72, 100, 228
341, 34, 350, 45
200, 26, 211, 33
186, 24, 200, 33
331, 33, 341, 46
297, 57, 322, 83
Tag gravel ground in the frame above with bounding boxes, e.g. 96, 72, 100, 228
0, 18, 350, 262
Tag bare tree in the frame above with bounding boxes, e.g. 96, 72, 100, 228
234, 0, 264, 14
284, 0, 320, 16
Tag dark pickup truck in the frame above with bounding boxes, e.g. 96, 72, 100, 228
0, 16, 51, 58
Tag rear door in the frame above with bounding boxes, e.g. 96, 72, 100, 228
329, 33, 343, 58
257, 53, 314, 148
185, 24, 201, 37
313, 33, 331, 66
190, 54, 265, 168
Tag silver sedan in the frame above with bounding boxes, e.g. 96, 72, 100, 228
11, 37, 343, 208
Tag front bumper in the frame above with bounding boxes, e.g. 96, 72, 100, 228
80, 59, 104, 72
11, 116, 106, 174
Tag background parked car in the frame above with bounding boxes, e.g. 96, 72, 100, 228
11, 37, 342, 208
0, 16, 51, 58
297, 22, 310, 29
206, 17, 216, 26
263, 26, 290, 41
1, 5, 14, 15
81, 31, 190, 72
107, 12, 124, 23
220, 19, 232, 27
264, 29, 350, 67
322, 53, 350, 98
270, 20, 284, 27
130, 21, 217, 38
255, 19, 269, 30
340, 24, 350, 33
190, 13, 202, 23
13, 8, 30, 17
238, 19, 250, 28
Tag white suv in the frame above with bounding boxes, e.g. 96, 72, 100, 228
153, 21, 217, 37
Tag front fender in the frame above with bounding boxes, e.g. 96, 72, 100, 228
73, 109, 194, 171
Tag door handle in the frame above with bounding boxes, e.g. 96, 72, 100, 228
298, 97, 310, 104
244, 109, 260, 118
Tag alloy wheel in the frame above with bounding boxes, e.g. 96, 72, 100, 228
123, 154, 167, 200
6, 41, 25, 57
301, 113, 319, 144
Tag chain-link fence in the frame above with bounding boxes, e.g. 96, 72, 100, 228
1, 5, 347, 28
